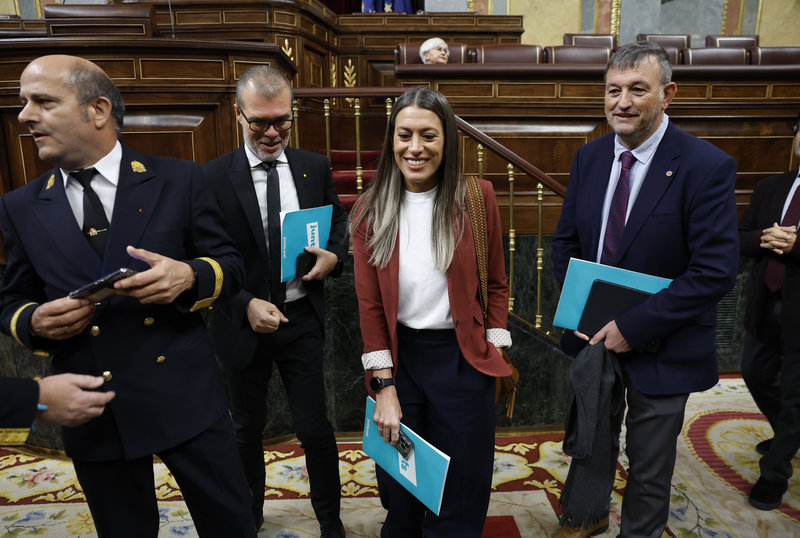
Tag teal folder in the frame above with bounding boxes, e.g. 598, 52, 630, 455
279, 205, 333, 282
553, 258, 672, 331
362, 396, 451, 515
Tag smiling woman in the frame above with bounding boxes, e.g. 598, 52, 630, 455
349, 87, 513, 536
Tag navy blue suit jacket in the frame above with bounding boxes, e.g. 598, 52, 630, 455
740, 169, 800, 345
0, 377, 37, 445
201, 146, 348, 369
552, 122, 739, 395
0, 144, 243, 461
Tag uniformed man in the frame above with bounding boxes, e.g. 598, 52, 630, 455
0, 55, 255, 537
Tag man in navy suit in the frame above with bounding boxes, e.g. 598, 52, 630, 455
739, 113, 800, 511
1, 374, 114, 445
202, 65, 348, 537
0, 55, 255, 537
551, 42, 739, 537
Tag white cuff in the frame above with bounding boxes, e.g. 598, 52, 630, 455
362, 349, 393, 371
487, 328, 512, 349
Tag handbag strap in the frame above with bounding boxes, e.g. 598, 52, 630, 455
464, 175, 489, 325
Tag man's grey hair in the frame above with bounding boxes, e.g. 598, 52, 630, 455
65, 61, 125, 136
605, 41, 673, 87
236, 65, 292, 107
419, 37, 449, 63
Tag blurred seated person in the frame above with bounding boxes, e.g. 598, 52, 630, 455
420, 38, 449, 64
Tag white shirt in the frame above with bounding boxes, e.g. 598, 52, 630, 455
62, 140, 122, 226
596, 114, 670, 263
243, 144, 305, 302
397, 186, 453, 329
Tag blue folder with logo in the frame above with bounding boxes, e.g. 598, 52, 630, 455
553, 258, 672, 331
279, 205, 333, 282
362, 396, 450, 515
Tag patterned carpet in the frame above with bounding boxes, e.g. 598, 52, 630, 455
0, 377, 798, 537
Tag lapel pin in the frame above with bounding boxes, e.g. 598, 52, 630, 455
45, 174, 55, 190
303, 173, 308, 179
666, 170, 673, 177
131, 161, 146, 173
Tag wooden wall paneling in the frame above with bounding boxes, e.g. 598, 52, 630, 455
302, 43, 327, 88
0, 37, 296, 198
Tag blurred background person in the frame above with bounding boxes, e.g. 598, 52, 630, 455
420, 37, 449, 64
739, 112, 800, 511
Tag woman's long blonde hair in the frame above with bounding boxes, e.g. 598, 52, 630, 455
349, 87, 465, 271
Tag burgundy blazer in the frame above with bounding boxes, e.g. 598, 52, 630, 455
353, 179, 512, 381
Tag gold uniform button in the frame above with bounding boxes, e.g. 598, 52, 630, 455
102, 371, 112, 382
90, 325, 100, 336
155, 356, 166, 364
143, 317, 155, 327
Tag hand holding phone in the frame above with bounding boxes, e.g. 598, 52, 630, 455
69, 268, 139, 303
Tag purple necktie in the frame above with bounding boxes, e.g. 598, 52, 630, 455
601, 151, 635, 266
764, 184, 800, 292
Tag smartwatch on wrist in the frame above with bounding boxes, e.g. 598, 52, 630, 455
369, 376, 395, 393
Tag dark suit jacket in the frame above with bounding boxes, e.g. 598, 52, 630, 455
0, 377, 37, 444
353, 179, 512, 381
202, 146, 348, 369
552, 122, 739, 395
740, 169, 800, 345
0, 144, 243, 461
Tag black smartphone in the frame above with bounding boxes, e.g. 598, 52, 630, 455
69, 268, 139, 302
396, 430, 414, 459
296, 251, 315, 278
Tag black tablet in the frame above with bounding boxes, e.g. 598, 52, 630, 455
578, 279, 652, 336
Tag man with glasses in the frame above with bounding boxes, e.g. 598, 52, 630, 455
739, 113, 800, 512
202, 65, 347, 536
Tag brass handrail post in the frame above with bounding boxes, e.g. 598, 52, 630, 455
536, 182, 544, 329
355, 97, 363, 195
507, 163, 515, 313
323, 98, 331, 161
477, 144, 484, 179
292, 99, 299, 148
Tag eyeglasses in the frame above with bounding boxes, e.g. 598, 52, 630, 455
793, 123, 800, 135
239, 109, 294, 133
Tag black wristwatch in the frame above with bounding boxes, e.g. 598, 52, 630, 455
370, 377, 395, 393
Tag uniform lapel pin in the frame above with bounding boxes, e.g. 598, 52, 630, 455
45, 174, 55, 190
131, 161, 147, 173
666, 170, 673, 177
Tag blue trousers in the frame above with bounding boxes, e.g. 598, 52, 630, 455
378, 324, 496, 538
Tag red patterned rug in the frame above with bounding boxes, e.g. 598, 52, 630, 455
1, 379, 796, 537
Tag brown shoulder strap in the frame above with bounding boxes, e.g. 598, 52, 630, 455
464, 175, 488, 323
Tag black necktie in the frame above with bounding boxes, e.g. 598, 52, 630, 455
260, 161, 286, 306
601, 151, 636, 266
70, 168, 108, 259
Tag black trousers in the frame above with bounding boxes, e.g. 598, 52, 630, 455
220, 297, 341, 527
72, 412, 256, 538
378, 324, 496, 538
741, 293, 800, 482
